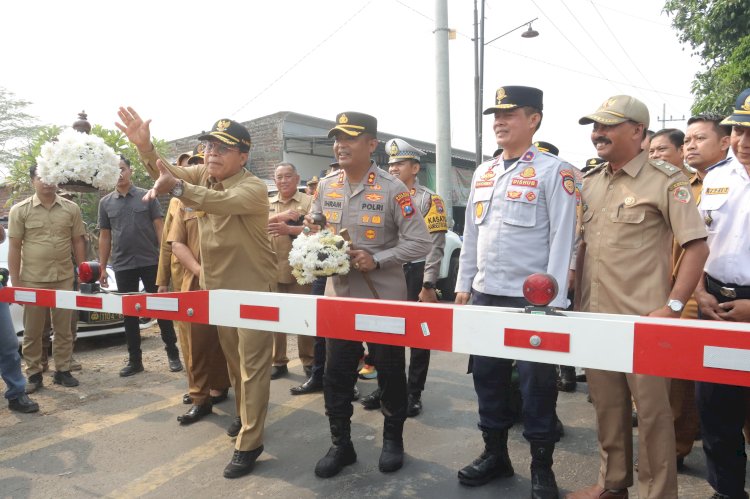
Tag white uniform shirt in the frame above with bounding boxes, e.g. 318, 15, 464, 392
456, 145, 578, 307
699, 158, 750, 285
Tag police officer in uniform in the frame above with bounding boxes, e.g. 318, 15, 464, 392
455, 86, 577, 498
694, 88, 750, 499
308, 112, 431, 478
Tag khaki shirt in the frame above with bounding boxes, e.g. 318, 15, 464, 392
411, 181, 447, 284
156, 197, 183, 290
167, 201, 203, 292
671, 172, 703, 319
580, 151, 707, 315
269, 191, 313, 284
8, 194, 85, 283
140, 148, 277, 292
312, 162, 431, 300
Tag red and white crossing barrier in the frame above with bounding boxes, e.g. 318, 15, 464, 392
2, 286, 749, 387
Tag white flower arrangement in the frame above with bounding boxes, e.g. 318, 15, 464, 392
36, 128, 121, 190
289, 230, 351, 285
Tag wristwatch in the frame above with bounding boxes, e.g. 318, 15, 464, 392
170, 180, 184, 197
667, 299, 684, 313
422, 282, 436, 289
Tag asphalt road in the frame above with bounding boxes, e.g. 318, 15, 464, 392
0, 329, 747, 498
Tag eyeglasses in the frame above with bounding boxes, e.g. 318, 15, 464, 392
201, 141, 239, 155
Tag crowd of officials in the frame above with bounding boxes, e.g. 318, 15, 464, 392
0, 86, 748, 499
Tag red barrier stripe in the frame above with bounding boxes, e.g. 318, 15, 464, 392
504, 328, 570, 353
76, 295, 103, 309
239, 304, 280, 322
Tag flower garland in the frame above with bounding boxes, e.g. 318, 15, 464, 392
36, 128, 121, 190
288, 230, 350, 285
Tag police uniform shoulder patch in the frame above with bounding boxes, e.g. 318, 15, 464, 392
649, 159, 681, 177
673, 185, 691, 204
560, 170, 575, 195
395, 191, 415, 218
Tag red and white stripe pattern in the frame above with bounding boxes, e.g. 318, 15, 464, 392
1, 286, 748, 387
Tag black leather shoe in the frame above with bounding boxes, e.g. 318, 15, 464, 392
168, 356, 183, 372
223, 445, 264, 478
178, 403, 213, 425
53, 371, 79, 387
120, 360, 144, 377
211, 388, 229, 404
531, 467, 559, 499
290, 376, 323, 395
379, 439, 404, 472
227, 417, 242, 437
315, 442, 357, 478
25, 373, 43, 394
182, 393, 192, 405
406, 393, 422, 417
360, 388, 382, 410
8, 393, 39, 413
270, 365, 288, 380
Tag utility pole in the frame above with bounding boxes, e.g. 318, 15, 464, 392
435, 0, 453, 223
657, 103, 686, 129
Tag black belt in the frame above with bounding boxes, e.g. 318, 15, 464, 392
403, 261, 426, 269
705, 274, 750, 300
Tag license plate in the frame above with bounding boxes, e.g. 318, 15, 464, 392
80, 311, 123, 324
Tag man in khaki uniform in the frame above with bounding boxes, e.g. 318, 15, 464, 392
116, 107, 277, 479
268, 162, 314, 380
309, 112, 431, 479
8, 164, 86, 392
568, 96, 709, 499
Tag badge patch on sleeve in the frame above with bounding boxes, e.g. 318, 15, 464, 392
560, 171, 575, 195
673, 186, 691, 203
424, 194, 448, 233
395, 191, 415, 218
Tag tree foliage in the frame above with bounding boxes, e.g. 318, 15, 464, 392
664, 0, 750, 114
0, 87, 40, 175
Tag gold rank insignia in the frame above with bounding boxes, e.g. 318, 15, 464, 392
520, 167, 536, 178
365, 229, 376, 240
216, 120, 230, 131
339, 114, 349, 124
390, 142, 399, 155
372, 215, 382, 224
367, 172, 376, 184
496, 87, 506, 104
475, 202, 484, 218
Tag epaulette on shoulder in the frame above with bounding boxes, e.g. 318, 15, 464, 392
583, 163, 606, 178
649, 158, 682, 177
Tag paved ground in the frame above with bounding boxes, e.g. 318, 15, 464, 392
1, 328, 747, 498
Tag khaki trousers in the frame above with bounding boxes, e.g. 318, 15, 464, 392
587, 369, 677, 499
21, 277, 75, 375
669, 378, 699, 459
217, 325, 273, 451
272, 282, 314, 367
185, 322, 230, 405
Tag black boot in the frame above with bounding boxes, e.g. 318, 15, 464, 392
530, 441, 559, 499
379, 418, 405, 472
457, 429, 514, 486
119, 359, 144, 377
315, 418, 357, 478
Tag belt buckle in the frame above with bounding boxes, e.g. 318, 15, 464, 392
719, 286, 737, 299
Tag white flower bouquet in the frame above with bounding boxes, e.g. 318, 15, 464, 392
289, 229, 351, 285
36, 128, 121, 191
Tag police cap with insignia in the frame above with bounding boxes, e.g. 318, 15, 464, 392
187, 143, 205, 165
198, 119, 252, 152
582, 157, 604, 173
483, 86, 543, 115
720, 88, 750, 128
385, 138, 424, 164
306, 176, 319, 187
534, 141, 559, 156
328, 112, 378, 138
579, 95, 650, 127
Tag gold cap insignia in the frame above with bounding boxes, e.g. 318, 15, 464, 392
196, 143, 205, 154
743, 94, 750, 112
339, 114, 349, 124
600, 98, 616, 111
589, 159, 597, 165
389, 142, 399, 156
496, 87, 506, 104
216, 120, 231, 131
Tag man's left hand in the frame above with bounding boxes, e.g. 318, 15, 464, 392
347, 249, 376, 273
418, 287, 439, 303
647, 306, 681, 319
717, 299, 750, 322
268, 221, 290, 236
143, 159, 177, 202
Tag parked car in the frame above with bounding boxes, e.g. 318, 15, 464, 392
0, 238, 154, 345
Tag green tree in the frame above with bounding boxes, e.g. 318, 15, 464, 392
664, 0, 750, 114
0, 87, 40, 175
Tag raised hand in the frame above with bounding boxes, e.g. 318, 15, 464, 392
115, 106, 153, 150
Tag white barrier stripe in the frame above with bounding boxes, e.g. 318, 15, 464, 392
55, 290, 124, 314
703, 346, 750, 372
354, 314, 406, 335
145, 296, 180, 312
208, 290, 318, 336
15, 290, 37, 303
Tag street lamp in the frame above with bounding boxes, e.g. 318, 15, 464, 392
473, 5, 539, 165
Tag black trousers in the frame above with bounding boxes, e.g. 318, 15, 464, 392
470, 291, 559, 442
324, 338, 407, 421
114, 265, 178, 362
403, 262, 431, 395
310, 277, 327, 381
